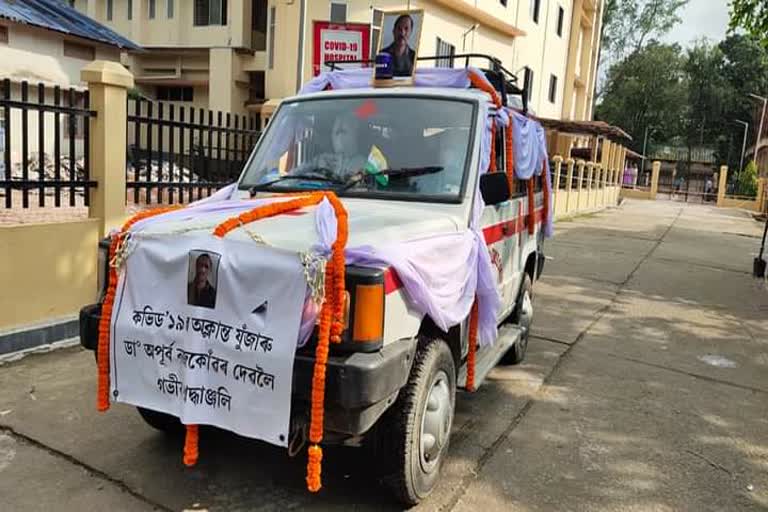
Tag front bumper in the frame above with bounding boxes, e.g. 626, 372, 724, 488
79, 304, 415, 436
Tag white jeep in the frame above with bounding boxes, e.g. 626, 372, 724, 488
80, 63, 548, 506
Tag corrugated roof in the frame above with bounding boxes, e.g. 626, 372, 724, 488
0, 0, 140, 50
536, 117, 633, 142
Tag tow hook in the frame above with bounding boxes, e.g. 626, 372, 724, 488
287, 422, 307, 457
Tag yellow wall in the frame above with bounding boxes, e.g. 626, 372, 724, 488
0, 220, 99, 331
719, 197, 760, 211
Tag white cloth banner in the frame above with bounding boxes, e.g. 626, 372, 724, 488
110, 235, 307, 447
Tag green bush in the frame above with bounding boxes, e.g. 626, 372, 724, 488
737, 160, 758, 197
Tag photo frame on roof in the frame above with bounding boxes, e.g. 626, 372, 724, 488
376, 10, 424, 82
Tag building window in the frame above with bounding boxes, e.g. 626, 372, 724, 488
330, 1, 347, 24
268, 6, 276, 69
107, 0, 113, 20
0, 26, 8, 44
523, 66, 534, 102
248, 71, 266, 104
68, 0, 75, 6
548, 74, 558, 103
370, 9, 383, 59
128, 0, 133, 20
500, 0, 507, 6
436, 37, 455, 68
530, 0, 541, 23
64, 41, 95, 61
556, 6, 564, 36
168, 0, 174, 19
156, 86, 194, 102
194, 0, 228, 26
252, 0, 267, 50
149, 0, 156, 19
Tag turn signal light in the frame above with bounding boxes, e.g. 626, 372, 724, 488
352, 283, 384, 343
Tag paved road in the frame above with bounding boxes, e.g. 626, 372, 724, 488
2, 199, 767, 511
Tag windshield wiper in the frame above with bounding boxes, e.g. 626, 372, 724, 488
339, 166, 445, 191
249, 169, 345, 194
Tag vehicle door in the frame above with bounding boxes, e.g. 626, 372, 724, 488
479, 123, 524, 321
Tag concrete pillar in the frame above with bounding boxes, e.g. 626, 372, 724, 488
650, 161, 661, 200
717, 165, 728, 207
82, 61, 134, 238
590, 137, 600, 163
552, 155, 563, 213
576, 160, 586, 210
209, 49, 249, 114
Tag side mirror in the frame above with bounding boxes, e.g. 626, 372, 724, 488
480, 171, 511, 205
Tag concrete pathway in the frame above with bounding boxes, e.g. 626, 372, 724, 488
1, 199, 767, 511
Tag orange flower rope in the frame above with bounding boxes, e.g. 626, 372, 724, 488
96, 205, 182, 412
527, 178, 536, 235
468, 70, 502, 108
307, 192, 348, 492
212, 191, 348, 492
505, 122, 515, 193
183, 424, 200, 466
466, 299, 479, 392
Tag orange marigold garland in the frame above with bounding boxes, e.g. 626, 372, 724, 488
183, 424, 200, 466
468, 70, 502, 108
307, 192, 348, 492
212, 191, 349, 492
505, 122, 515, 193
96, 205, 182, 412
465, 299, 479, 392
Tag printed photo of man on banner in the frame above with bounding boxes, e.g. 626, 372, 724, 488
377, 10, 423, 79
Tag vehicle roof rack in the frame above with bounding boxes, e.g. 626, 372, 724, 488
323, 53, 528, 115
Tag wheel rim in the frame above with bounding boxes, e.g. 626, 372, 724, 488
419, 370, 452, 473
518, 290, 533, 350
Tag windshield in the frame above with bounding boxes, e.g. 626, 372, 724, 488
239, 96, 475, 200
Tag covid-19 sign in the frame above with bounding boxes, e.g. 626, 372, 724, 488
313, 21, 371, 76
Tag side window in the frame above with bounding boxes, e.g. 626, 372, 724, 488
515, 177, 527, 197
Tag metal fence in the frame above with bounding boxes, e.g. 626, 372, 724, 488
0, 79, 97, 208
127, 99, 260, 204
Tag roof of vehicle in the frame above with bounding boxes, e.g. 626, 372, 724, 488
287, 86, 497, 104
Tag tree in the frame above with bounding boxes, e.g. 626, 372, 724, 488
597, 0, 689, 99
595, 42, 687, 152
738, 160, 759, 196
729, 0, 768, 47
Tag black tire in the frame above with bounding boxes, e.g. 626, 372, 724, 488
136, 406, 184, 435
379, 338, 456, 506
502, 274, 533, 365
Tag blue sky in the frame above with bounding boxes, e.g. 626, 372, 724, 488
661, 0, 731, 47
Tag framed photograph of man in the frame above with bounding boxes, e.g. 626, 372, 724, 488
377, 10, 424, 79
187, 250, 221, 309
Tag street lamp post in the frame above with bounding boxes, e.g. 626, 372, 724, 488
735, 120, 750, 173
641, 125, 652, 176
749, 93, 767, 163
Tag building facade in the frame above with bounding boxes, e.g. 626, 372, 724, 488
73, 0, 603, 125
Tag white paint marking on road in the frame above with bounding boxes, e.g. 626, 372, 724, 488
698, 354, 738, 368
